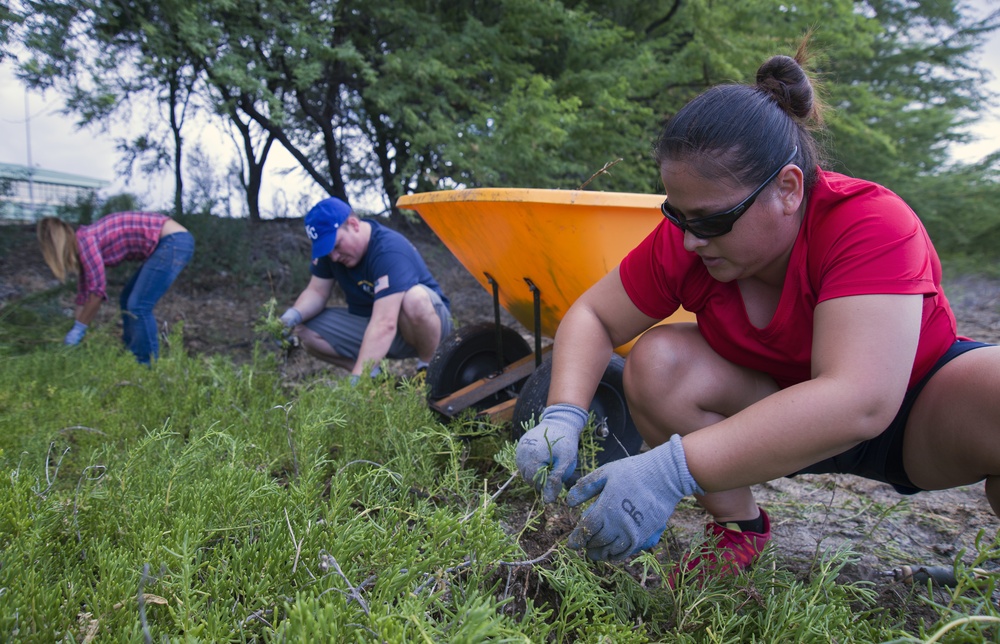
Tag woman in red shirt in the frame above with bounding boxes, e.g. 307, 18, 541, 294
38, 212, 194, 364
515, 46, 999, 581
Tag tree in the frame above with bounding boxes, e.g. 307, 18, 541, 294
910, 155, 1000, 258
224, 104, 276, 222
9, 0, 998, 239
0, 3, 24, 62
16, 0, 204, 216
177, 0, 680, 214
817, 1, 1000, 257
588, 0, 1000, 258
822, 1, 999, 186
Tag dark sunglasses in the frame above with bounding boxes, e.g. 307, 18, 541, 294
660, 147, 799, 239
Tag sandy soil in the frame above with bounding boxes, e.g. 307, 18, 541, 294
3, 218, 999, 602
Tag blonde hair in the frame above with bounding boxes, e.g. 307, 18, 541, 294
37, 217, 79, 282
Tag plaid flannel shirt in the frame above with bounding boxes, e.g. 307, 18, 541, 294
75, 212, 169, 305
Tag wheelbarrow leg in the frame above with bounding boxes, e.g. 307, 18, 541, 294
485, 272, 505, 374
524, 278, 543, 368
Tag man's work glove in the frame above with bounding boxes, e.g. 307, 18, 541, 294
566, 434, 704, 561
279, 308, 302, 328
515, 403, 588, 503
64, 321, 88, 346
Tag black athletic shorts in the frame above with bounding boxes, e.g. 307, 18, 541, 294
791, 340, 993, 495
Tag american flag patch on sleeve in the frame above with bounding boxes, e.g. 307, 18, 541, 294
374, 274, 390, 294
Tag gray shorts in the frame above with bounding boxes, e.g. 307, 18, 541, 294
303, 285, 452, 361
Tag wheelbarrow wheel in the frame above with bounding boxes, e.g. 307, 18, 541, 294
511, 354, 643, 470
426, 322, 533, 407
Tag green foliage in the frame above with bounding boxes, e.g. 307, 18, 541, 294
170, 215, 311, 291
0, 3, 24, 62
673, 548, 892, 642
892, 529, 1000, 643
255, 298, 294, 350
0, 281, 76, 358
55, 190, 99, 225
100, 192, 145, 216
822, 0, 997, 183
897, 156, 1000, 262
16, 0, 205, 216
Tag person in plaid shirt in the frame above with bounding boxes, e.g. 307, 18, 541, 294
37, 212, 194, 364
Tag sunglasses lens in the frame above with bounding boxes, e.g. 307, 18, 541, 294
690, 218, 731, 238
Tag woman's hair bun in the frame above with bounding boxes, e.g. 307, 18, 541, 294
755, 54, 815, 121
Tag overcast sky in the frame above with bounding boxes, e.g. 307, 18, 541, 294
0, 65, 327, 216
1, 3, 998, 217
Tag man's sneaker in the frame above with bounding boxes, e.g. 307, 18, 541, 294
669, 507, 771, 587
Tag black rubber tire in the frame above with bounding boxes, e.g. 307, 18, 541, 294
426, 322, 533, 407
511, 354, 642, 468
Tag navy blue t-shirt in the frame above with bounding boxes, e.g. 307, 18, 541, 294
310, 219, 450, 318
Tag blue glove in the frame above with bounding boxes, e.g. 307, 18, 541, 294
349, 375, 360, 386
64, 321, 88, 346
515, 403, 588, 503
566, 434, 704, 561
279, 308, 302, 328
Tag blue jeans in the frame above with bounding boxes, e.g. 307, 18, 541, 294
119, 232, 194, 364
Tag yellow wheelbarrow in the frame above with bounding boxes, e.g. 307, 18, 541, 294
396, 188, 694, 465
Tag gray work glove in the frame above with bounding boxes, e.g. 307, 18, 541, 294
515, 403, 588, 503
64, 321, 88, 346
349, 364, 382, 386
279, 307, 302, 328
566, 434, 704, 561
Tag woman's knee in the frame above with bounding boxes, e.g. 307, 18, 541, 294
624, 324, 702, 389
125, 300, 155, 316
623, 323, 775, 432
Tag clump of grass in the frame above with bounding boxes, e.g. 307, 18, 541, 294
0, 284, 74, 357
254, 297, 295, 351
889, 530, 1000, 643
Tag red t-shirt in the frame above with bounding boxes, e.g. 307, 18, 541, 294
619, 169, 958, 389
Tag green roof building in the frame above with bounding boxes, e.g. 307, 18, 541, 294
0, 162, 110, 222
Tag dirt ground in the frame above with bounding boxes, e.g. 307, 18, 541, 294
3, 218, 999, 602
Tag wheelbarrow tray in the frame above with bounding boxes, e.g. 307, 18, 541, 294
397, 187, 694, 343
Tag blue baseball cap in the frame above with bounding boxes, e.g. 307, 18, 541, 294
304, 197, 352, 259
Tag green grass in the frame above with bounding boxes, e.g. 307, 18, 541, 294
2, 295, 1000, 642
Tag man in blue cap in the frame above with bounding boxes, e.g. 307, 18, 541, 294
280, 197, 452, 382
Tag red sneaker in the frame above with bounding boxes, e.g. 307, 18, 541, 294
669, 507, 771, 587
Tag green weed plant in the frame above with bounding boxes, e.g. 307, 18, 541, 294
1, 306, 999, 641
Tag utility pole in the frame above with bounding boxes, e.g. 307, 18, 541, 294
24, 87, 36, 218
